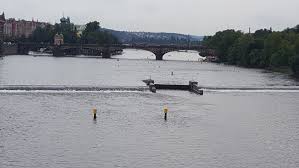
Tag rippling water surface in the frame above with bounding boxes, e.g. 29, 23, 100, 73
0, 50, 299, 168
0, 50, 297, 87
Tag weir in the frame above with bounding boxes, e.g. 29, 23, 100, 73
200, 86, 299, 91
1, 85, 297, 93
142, 79, 204, 95
0, 85, 148, 92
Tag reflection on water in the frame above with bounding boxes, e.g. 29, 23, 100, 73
0, 53, 299, 168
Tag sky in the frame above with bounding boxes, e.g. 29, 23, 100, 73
1, 0, 299, 36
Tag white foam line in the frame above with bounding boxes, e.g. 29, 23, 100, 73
0, 90, 147, 94
205, 89, 299, 93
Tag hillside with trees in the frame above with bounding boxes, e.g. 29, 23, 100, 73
202, 25, 299, 77
104, 29, 203, 45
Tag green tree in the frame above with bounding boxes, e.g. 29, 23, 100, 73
253, 29, 272, 39
202, 25, 299, 77
290, 55, 299, 76
248, 49, 264, 67
295, 37, 299, 54
263, 32, 283, 67
227, 35, 254, 66
203, 30, 242, 62
31, 25, 54, 43
265, 34, 295, 67
81, 21, 118, 44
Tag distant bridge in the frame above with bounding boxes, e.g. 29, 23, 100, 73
121, 44, 216, 60
17, 43, 216, 60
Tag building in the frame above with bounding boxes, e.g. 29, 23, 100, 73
2, 13, 48, 40
60, 16, 70, 25
0, 12, 5, 41
3, 18, 16, 38
54, 33, 64, 45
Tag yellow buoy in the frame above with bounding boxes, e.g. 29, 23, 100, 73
163, 107, 168, 120
164, 107, 168, 113
92, 108, 97, 119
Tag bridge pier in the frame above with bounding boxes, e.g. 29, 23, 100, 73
53, 46, 65, 57
152, 49, 167, 60
17, 43, 29, 55
102, 47, 111, 58
155, 53, 164, 60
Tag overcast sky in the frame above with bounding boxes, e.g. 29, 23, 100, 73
1, 0, 299, 35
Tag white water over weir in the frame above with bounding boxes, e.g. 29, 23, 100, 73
0, 85, 149, 92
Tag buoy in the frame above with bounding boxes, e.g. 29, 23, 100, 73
171, 72, 174, 76
164, 107, 168, 120
92, 108, 97, 119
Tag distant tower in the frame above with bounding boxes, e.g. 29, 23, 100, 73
249, 27, 251, 34
60, 15, 70, 25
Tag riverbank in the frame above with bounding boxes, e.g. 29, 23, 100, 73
202, 26, 299, 78
220, 61, 297, 78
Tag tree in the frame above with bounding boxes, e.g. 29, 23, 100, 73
31, 25, 54, 43
265, 34, 295, 67
249, 49, 264, 67
201, 25, 299, 77
81, 21, 118, 44
227, 35, 254, 66
295, 37, 299, 54
253, 29, 272, 39
290, 55, 299, 76
84, 21, 100, 33
203, 30, 242, 62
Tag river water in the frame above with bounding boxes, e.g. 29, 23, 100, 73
0, 50, 299, 168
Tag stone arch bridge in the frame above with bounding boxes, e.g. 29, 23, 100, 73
17, 43, 216, 60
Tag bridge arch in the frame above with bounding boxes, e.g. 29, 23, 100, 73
119, 48, 156, 60
163, 50, 205, 61
125, 47, 182, 60
123, 45, 215, 60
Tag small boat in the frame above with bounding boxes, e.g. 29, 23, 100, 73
28, 51, 53, 57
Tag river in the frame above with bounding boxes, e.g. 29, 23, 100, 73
0, 50, 299, 168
